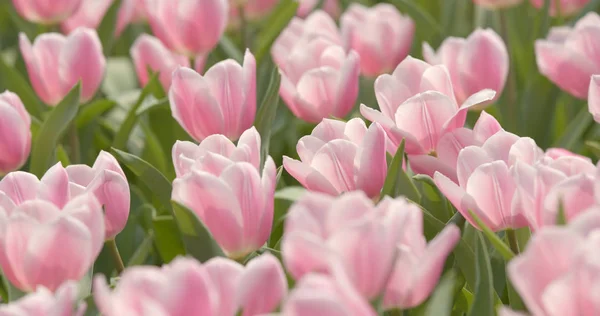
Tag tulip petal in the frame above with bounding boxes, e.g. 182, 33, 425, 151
283, 157, 338, 195
356, 123, 387, 198
237, 254, 288, 316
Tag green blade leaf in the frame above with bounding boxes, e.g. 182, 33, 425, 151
381, 140, 421, 203
254, 62, 281, 169
172, 201, 225, 262
0, 54, 45, 120
387, 0, 442, 42
29, 83, 81, 177
468, 232, 496, 316
424, 270, 457, 316
413, 174, 454, 223
76, 99, 116, 128
217, 35, 244, 62
584, 140, 600, 158
269, 186, 307, 248
152, 215, 186, 263
468, 210, 515, 261
97, 0, 122, 55
253, 0, 299, 64
111, 148, 173, 215
553, 105, 594, 150
126, 231, 155, 267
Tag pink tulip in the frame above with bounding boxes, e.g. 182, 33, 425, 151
172, 128, 276, 259
237, 253, 288, 316
144, 0, 228, 56
0, 91, 31, 175
228, 0, 279, 28
535, 12, 600, 99
361, 57, 496, 155
508, 210, 600, 316
11, 0, 82, 24
545, 147, 588, 160
130, 34, 190, 90
472, 0, 523, 8
94, 257, 218, 315
0, 281, 86, 315
423, 28, 509, 105
589, 75, 600, 123
60, 0, 135, 36
530, 0, 591, 16
169, 50, 256, 142
281, 273, 377, 316
297, 0, 340, 18
19, 28, 106, 106
408, 110, 503, 183
283, 118, 387, 198
341, 3, 414, 77
0, 193, 104, 292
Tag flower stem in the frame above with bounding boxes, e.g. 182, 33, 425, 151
507, 229, 520, 255
107, 239, 125, 274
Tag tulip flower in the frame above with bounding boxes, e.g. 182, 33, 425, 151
283, 118, 387, 198
589, 75, 600, 123
507, 210, 600, 316
530, 0, 591, 16
61, 0, 135, 36
282, 191, 460, 304
361, 56, 496, 155
0, 281, 86, 315
169, 50, 256, 142
19, 28, 106, 106
236, 253, 288, 316
144, 0, 228, 56
0, 193, 104, 292
297, 0, 340, 18
130, 34, 191, 90
0, 91, 31, 175
340, 3, 415, 77
11, 0, 82, 24
535, 12, 600, 99
172, 128, 276, 259
423, 28, 509, 105
472, 0, 523, 8
228, 0, 279, 28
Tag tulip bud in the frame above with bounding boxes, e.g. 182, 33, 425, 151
341, 3, 415, 77
169, 50, 256, 142
11, 0, 82, 24
61, 0, 135, 36
19, 28, 106, 106
0, 92, 31, 175
237, 254, 288, 316
131, 34, 190, 90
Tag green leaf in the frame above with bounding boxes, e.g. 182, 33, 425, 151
556, 200, 568, 225
414, 174, 454, 223
467, 233, 496, 316
172, 201, 225, 262
507, 277, 526, 312
268, 186, 307, 248
152, 215, 186, 263
97, 0, 122, 55
274, 186, 307, 201
126, 231, 155, 266
553, 105, 594, 150
425, 270, 457, 316
253, 0, 299, 64
140, 121, 169, 176
29, 83, 81, 177
56, 145, 71, 166
254, 62, 281, 169
381, 140, 421, 203
111, 148, 173, 215
217, 35, 244, 62
388, 0, 442, 40
585, 140, 600, 158
112, 73, 162, 150
76, 99, 116, 128
0, 54, 45, 120
468, 210, 515, 261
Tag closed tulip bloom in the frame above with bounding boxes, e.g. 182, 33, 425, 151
472, 0, 523, 9
11, 0, 82, 24
61, 0, 135, 36
283, 118, 387, 198
297, 0, 340, 18
237, 254, 288, 316
0, 92, 31, 175
94, 257, 218, 315
508, 210, 600, 316
0, 193, 104, 292
131, 34, 190, 90
169, 50, 256, 142
589, 75, 600, 122
531, 0, 591, 16
144, 0, 228, 56
361, 57, 496, 155
341, 3, 415, 77
0, 281, 86, 315
423, 28, 509, 105
19, 28, 106, 106
535, 12, 600, 99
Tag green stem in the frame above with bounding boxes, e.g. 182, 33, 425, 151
498, 10, 518, 133
68, 123, 80, 164
106, 239, 125, 274
507, 229, 520, 255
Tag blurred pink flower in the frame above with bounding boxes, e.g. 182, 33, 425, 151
589, 75, 600, 123
0, 91, 31, 175
472, 0, 523, 8
0, 194, 104, 292
11, 0, 82, 24
360, 57, 496, 155
423, 28, 509, 106
535, 12, 600, 99
296, 0, 340, 18
283, 118, 387, 198
144, 0, 228, 56
169, 50, 256, 142
0, 281, 86, 315
530, 0, 591, 16
341, 3, 414, 77
228, 0, 279, 28
60, 0, 136, 36
19, 28, 106, 106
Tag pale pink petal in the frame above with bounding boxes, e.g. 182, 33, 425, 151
473, 110, 503, 142
172, 140, 200, 178
589, 75, 600, 122
85, 170, 130, 239
0, 171, 40, 206
38, 162, 70, 208
282, 232, 332, 280
205, 257, 244, 316
356, 123, 387, 198
237, 253, 287, 316
310, 140, 358, 193
283, 156, 338, 195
